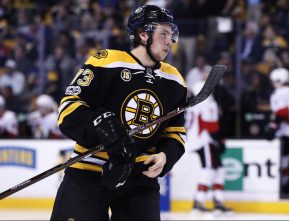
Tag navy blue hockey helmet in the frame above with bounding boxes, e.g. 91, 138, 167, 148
127, 5, 179, 44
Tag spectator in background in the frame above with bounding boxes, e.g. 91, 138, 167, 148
26, 94, 64, 139
0, 95, 18, 138
246, 0, 262, 23
0, 40, 9, 66
261, 24, 288, 57
186, 54, 212, 97
269, 0, 289, 42
44, 44, 74, 102
214, 51, 236, 138
185, 81, 233, 214
0, 59, 25, 95
241, 59, 272, 113
265, 68, 289, 196
255, 48, 282, 76
12, 44, 35, 76
240, 21, 262, 62
279, 49, 289, 70
108, 23, 130, 51
170, 0, 201, 75
0, 85, 24, 114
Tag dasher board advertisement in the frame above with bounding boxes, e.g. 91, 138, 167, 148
171, 139, 280, 201
0, 140, 75, 198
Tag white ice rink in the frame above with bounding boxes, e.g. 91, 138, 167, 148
1, 210, 289, 220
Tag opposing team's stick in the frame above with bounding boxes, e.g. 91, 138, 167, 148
0, 65, 226, 200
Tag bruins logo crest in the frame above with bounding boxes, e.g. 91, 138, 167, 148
121, 89, 163, 138
93, 49, 108, 59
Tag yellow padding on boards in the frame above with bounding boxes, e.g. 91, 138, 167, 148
171, 200, 289, 214
1, 199, 289, 213
0, 198, 54, 209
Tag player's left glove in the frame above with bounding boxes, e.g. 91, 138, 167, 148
264, 122, 278, 140
102, 160, 134, 190
214, 138, 226, 154
102, 134, 135, 190
211, 131, 226, 154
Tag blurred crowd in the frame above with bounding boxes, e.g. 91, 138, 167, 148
0, 0, 289, 139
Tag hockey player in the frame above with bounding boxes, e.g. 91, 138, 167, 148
27, 94, 64, 139
0, 95, 19, 138
265, 67, 289, 195
185, 80, 232, 214
51, 5, 186, 221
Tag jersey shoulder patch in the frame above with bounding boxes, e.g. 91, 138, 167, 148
92, 49, 108, 59
85, 49, 136, 68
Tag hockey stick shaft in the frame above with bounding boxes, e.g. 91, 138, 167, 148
0, 64, 226, 200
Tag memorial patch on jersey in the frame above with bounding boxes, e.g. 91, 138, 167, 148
120, 69, 132, 82
121, 89, 163, 138
93, 49, 108, 59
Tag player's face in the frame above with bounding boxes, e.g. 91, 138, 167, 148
150, 23, 175, 61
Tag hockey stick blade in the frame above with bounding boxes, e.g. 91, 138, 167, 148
0, 64, 226, 200
185, 64, 227, 108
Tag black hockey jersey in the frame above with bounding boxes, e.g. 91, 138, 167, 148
58, 49, 187, 175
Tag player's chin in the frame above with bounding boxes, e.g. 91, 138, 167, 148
158, 53, 168, 61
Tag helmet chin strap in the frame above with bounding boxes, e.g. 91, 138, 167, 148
146, 36, 158, 63
139, 35, 158, 63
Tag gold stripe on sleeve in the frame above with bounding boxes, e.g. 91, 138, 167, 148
58, 102, 84, 125
165, 127, 186, 133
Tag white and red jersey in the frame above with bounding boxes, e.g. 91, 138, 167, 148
27, 111, 64, 139
270, 86, 289, 137
0, 110, 19, 138
185, 95, 220, 151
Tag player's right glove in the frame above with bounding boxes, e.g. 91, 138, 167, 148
87, 108, 135, 189
211, 131, 226, 154
264, 122, 278, 140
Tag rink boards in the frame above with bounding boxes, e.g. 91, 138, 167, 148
0, 139, 288, 213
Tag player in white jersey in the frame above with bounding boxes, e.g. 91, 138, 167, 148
185, 80, 232, 214
0, 95, 18, 138
265, 67, 289, 195
27, 94, 64, 139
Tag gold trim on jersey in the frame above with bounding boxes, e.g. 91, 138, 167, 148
85, 49, 186, 87
58, 102, 88, 125
70, 162, 103, 172
85, 50, 144, 70
69, 143, 152, 172
135, 155, 150, 162
74, 144, 151, 162
158, 62, 187, 87
75, 144, 108, 159
163, 133, 185, 146
59, 95, 80, 106
69, 155, 151, 172
165, 127, 186, 133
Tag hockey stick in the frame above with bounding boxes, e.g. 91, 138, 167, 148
0, 64, 226, 200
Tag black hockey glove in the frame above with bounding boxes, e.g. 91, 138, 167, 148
264, 122, 278, 140
102, 162, 133, 189
214, 139, 226, 154
87, 108, 135, 189
102, 134, 135, 189
211, 132, 226, 154
264, 114, 282, 140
